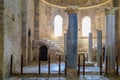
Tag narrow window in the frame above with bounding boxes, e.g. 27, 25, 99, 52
82, 16, 91, 37
54, 15, 63, 36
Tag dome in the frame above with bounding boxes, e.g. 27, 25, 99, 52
42, 0, 111, 8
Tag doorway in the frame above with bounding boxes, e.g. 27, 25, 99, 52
39, 45, 48, 61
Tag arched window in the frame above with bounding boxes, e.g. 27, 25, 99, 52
82, 16, 91, 37
54, 15, 63, 36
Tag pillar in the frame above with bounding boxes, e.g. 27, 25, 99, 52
21, 0, 28, 65
113, 0, 120, 63
65, 6, 78, 76
105, 7, 118, 73
34, 0, 39, 40
88, 33, 93, 62
64, 33, 67, 55
97, 30, 102, 66
0, 0, 3, 78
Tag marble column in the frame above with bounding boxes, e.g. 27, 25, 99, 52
97, 30, 102, 66
105, 7, 118, 73
88, 33, 93, 62
65, 6, 78, 76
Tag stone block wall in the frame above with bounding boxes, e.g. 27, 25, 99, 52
39, 1, 111, 51
0, 0, 3, 78
39, 1, 68, 39
3, 0, 22, 79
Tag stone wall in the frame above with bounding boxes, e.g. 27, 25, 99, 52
0, 0, 3, 78
39, 1, 111, 51
39, 1, 68, 39
21, 0, 34, 65
3, 0, 22, 79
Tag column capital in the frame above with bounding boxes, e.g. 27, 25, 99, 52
105, 7, 118, 15
65, 6, 79, 14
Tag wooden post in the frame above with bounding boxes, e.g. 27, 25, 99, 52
21, 55, 23, 75
116, 55, 119, 75
105, 56, 108, 75
48, 55, 50, 75
78, 55, 80, 75
39, 54, 41, 74
58, 55, 61, 75
83, 55, 85, 76
10, 55, 13, 75
100, 55, 102, 75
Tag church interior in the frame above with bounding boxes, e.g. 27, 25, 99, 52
0, 0, 120, 80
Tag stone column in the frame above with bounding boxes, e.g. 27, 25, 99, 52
105, 7, 118, 73
113, 0, 120, 63
0, 0, 3, 78
65, 6, 78, 76
34, 0, 39, 40
64, 33, 67, 55
88, 33, 93, 62
97, 30, 102, 66
21, 0, 28, 65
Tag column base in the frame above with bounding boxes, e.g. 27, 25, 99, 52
108, 69, 116, 73
102, 67, 116, 74
66, 68, 78, 77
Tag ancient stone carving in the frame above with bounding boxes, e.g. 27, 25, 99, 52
65, 6, 79, 14
105, 7, 118, 15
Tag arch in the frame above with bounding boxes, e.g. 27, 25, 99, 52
54, 15, 63, 36
39, 45, 48, 61
82, 16, 91, 37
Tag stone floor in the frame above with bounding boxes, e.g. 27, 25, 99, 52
23, 63, 100, 74
8, 75, 120, 80
9, 62, 120, 80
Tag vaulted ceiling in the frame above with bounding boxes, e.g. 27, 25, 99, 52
44, 0, 111, 7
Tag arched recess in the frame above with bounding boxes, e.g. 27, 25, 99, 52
54, 15, 63, 37
39, 45, 48, 61
82, 16, 91, 37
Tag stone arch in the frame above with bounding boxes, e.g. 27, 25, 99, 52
39, 43, 49, 61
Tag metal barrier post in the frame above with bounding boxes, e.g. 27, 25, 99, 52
39, 54, 41, 74
10, 55, 13, 75
105, 56, 108, 75
65, 57, 67, 75
48, 55, 50, 75
83, 55, 85, 76
78, 55, 80, 75
58, 55, 61, 75
21, 55, 23, 75
100, 55, 102, 75
116, 55, 119, 75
